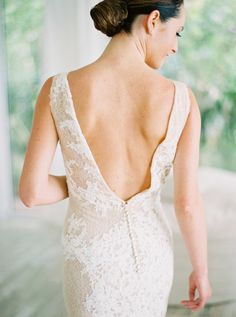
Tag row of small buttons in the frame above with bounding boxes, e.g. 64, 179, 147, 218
122, 202, 141, 273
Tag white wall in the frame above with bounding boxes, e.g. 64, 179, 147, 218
41, 0, 109, 81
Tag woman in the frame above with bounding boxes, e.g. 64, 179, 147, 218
19, 0, 212, 316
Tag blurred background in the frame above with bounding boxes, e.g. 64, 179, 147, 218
0, 0, 235, 316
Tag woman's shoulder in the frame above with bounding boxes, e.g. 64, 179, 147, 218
159, 74, 189, 90
147, 73, 188, 98
157, 75, 199, 112
161, 75, 196, 102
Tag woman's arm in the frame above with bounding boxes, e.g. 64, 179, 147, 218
173, 87, 212, 311
18, 77, 69, 207
30, 174, 69, 207
173, 87, 207, 275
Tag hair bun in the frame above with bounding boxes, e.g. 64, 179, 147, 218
90, 0, 128, 37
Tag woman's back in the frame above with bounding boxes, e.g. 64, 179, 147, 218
66, 62, 176, 202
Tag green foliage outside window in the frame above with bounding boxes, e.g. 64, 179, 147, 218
4, 0, 44, 196
163, 0, 236, 171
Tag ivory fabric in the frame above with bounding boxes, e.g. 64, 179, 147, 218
49, 72, 190, 317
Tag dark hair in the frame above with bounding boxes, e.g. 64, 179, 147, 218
90, 0, 184, 37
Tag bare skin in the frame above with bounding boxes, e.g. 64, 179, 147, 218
19, 4, 212, 312
65, 64, 176, 203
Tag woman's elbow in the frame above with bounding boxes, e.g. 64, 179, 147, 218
18, 184, 37, 208
174, 194, 201, 215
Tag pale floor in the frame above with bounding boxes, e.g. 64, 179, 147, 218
0, 199, 236, 317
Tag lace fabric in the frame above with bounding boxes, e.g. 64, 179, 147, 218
49, 72, 190, 317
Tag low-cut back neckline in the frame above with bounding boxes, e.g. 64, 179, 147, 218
63, 71, 178, 205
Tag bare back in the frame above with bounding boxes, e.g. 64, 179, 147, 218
67, 62, 176, 202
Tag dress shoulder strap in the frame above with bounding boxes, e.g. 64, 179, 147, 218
49, 72, 80, 150
168, 80, 191, 144
49, 72, 69, 119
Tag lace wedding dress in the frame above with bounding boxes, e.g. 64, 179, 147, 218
49, 72, 190, 317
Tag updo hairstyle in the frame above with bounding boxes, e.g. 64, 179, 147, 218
90, 0, 184, 37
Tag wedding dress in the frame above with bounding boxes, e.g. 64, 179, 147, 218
49, 72, 190, 317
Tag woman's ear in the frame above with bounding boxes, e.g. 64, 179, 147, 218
147, 10, 160, 34
152, 10, 160, 28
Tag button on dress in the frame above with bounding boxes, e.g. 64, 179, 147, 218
49, 72, 190, 317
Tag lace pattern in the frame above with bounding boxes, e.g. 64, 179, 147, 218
49, 72, 190, 317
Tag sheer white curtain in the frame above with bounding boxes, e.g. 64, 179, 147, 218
0, 3, 14, 218
40, 0, 109, 175
41, 0, 109, 81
